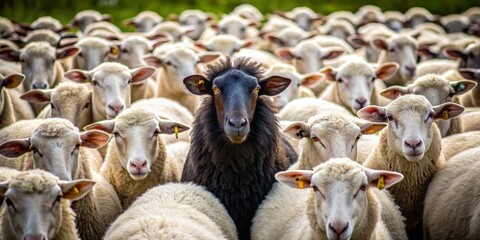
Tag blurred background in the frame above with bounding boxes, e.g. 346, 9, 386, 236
2, 0, 479, 30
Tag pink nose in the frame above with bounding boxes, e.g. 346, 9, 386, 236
404, 138, 422, 151
24, 234, 46, 240
329, 221, 348, 236
355, 97, 367, 108
405, 65, 416, 76
108, 104, 124, 114
130, 159, 147, 170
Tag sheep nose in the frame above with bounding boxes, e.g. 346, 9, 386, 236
227, 118, 247, 129
404, 138, 422, 151
32, 83, 48, 89
405, 65, 416, 75
329, 221, 349, 236
355, 97, 367, 108
24, 234, 46, 240
108, 104, 124, 114
130, 159, 147, 170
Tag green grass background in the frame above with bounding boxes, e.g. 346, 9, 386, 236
1, 0, 480, 31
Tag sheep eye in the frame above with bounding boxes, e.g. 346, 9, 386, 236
213, 86, 220, 94
83, 101, 90, 109
31, 147, 43, 157
127, 78, 132, 84
312, 186, 318, 191
92, 80, 98, 86
121, 48, 129, 54
388, 48, 395, 52
5, 198, 16, 211
297, 83, 301, 87
337, 78, 343, 83
425, 113, 434, 123
312, 136, 319, 142
50, 103, 56, 110
153, 128, 160, 137
77, 52, 83, 57
296, 56, 303, 60
253, 86, 260, 94
386, 115, 394, 121
371, 76, 377, 82
20, 58, 25, 63
448, 92, 455, 98
113, 131, 122, 139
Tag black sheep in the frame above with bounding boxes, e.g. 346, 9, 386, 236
182, 57, 298, 240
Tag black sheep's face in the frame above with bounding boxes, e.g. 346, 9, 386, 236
184, 70, 291, 144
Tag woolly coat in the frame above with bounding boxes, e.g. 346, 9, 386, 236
363, 124, 444, 234
441, 131, 480, 161
101, 136, 182, 208
182, 96, 297, 240
104, 183, 238, 240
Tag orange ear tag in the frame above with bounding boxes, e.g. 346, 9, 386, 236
443, 110, 449, 120
296, 178, 304, 189
174, 125, 179, 139
377, 176, 385, 190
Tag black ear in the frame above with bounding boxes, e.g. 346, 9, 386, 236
183, 75, 213, 95
258, 75, 291, 96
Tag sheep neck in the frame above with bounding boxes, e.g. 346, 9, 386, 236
0, 89, 15, 129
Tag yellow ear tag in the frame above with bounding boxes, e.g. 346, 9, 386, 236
174, 125, 179, 139
377, 176, 385, 190
198, 80, 204, 85
110, 47, 119, 55
73, 187, 79, 194
296, 178, 304, 189
443, 110, 449, 120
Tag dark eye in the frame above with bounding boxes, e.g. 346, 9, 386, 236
337, 78, 343, 83
127, 78, 132, 84
221, 27, 227, 33
371, 76, 377, 82
113, 131, 122, 139
386, 115, 394, 121
166, 61, 173, 66
354, 185, 367, 198
388, 48, 395, 52
20, 58, 25, 63
448, 92, 454, 98
83, 101, 90, 109
297, 83, 301, 87
296, 56, 303, 60
425, 113, 434, 123
153, 128, 160, 138
50, 103, 56, 110
71, 144, 79, 156
121, 48, 129, 54
51, 195, 61, 209
312, 137, 326, 149
5, 198, 16, 211
32, 146, 43, 157
312, 186, 318, 191
78, 52, 83, 57
92, 80, 98, 86
241, 27, 246, 32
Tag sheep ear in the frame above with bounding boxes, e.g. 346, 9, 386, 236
144, 55, 163, 68
364, 168, 403, 189
275, 170, 313, 189
59, 179, 95, 201
130, 67, 156, 84
357, 106, 387, 123
356, 122, 387, 135
0, 47, 20, 62
458, 68, 479, 81
259, 75, 291, 96
183, 75, 212, 95
181, 26, 196, 35
1, 73, 24, 89
102, 14, 112, 22
371, 37, 388, 50
122, 18, 135, 26
20, 89, 53, 103
450, 80, 477, 95
266, 34, 283, 46
347, 34, 368, 47
443, 48, 466, 61
64, 70, 91, 83
322, 48, 344, 60
380, 86, 409, 100
301, 73, 323, 88
158, 121, 190, 135
241, 39, 255, 48
56, 46, 80, 60
376, 62, 399, 80
83, 120, 115, 133
80, 130, 111, 149
320, 66, 337, 82
151, 37, 170, 49
283, 121, 310, 140
198, 52, 221, 63
194, 41, 208, 50
275, 48, 295, 61
0, 138, 31, 158
432, 103, 464, 120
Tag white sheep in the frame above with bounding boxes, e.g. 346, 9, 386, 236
30, 16, 67, 32
355, 5, 385, 27
278, 97, 351, 123
69, 10, 111, 32
319, 56, 399, 114
212, 14, 259, 40
231, 3, 263, 22
404, 7, 437, 28
123, 11, 163, 32
195, 34, 254, 57
0, 118, 122, 240
282, 111, 386, 170
441, 131, 480, 161
371, 34, 418, 86
384, 11, 405, 32
0, 73, 33, 129
85, 107, 190, 208
176, 9, 213, 40
64, 62, 156, 122
263, 63, 321, 109
264, 25, 314, 51
275, 7, 323, 31
424, 147, 480, 239
0, 169, 94, 240
148, 21, 195, 42
380, 73, 476, 136
358, 94, 463, 236
144, 44, 220, 113
441, 14, 470, 33
318, 19, 355, 41
20, 82, 92, 129
103, 183, 238, 240
416, 59, 459, 77
251, 158, 406, 240
453, 68, 480, 107
72, 36, 120, 70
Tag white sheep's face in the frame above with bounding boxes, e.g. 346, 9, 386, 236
201, 36, 248, 57
118, 40, 150, 68
75, 40, 113, 70
379, 36, 417, 81
91, 69, 132, 119
113, 120, 160, 180
292, 43, 323, 74
20, 48, 56, 91
335, 63, 376, 113
30, 130, 81, 181
162, 48, 201, 94
312, 170, 366, 240
50, 89, 92, 130
292, 13, 314, 31
3, 184, 63, 239
218, 19, 248, 39
135, 17, 159, 33
180, 15, 207, 40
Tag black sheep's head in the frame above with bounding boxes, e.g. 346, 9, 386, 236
184, 68, 291, 144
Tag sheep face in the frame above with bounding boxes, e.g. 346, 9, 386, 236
373, 35, 418, 83
127, 12, 162, 33
64, 63, 155, 121
0, 171, 94, 240
276, 158, 403, 240
70, 10, 110, 32
179, 11, 209, 40
195, 35, 253, 57
184, 66, 291, 144
75, 37, 119, 70
117, 37, 151, 68
358, 95, 464, 162
216, 16, 255, 39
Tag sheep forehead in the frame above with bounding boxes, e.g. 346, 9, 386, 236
338, 60, 374, 77
51, 82, 90, 103
296, 41, 320, 54
115, 108, 158, 129
136, 11, 161, 20
386, 94, 432, 116
22, 42, 55, 56
165, 47, 197, 62
93, 62, 130, 74
413, 74, 450, 89
8, 169, 58, 194
76, 10, 102, 19
309, 112, 359, 131
33, 119, 78, 138
78, 37, 110, 49
389, 35, 417, 48
312, 158, 365, 186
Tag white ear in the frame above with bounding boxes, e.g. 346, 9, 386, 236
282, 121, 309, 140
275, 170, 314, 189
